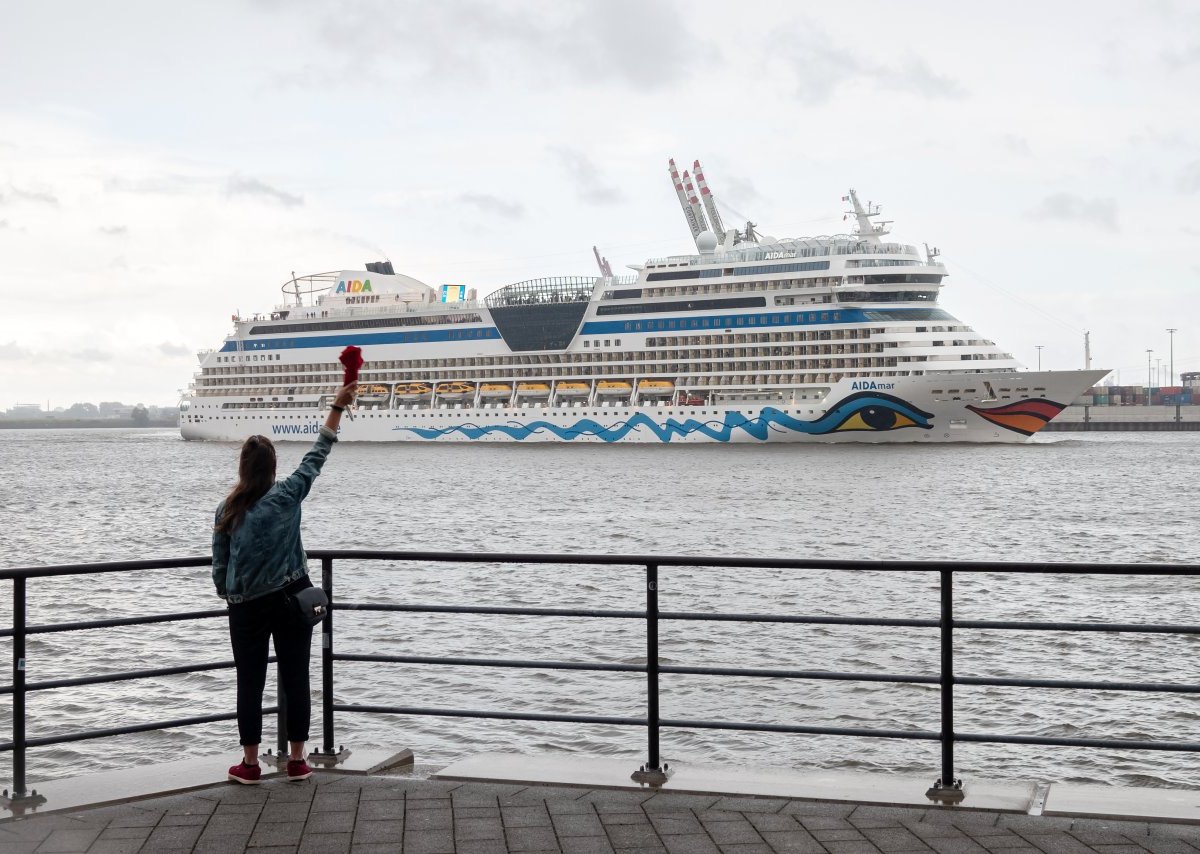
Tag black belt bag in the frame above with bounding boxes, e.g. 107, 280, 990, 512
285, 586, 329, 626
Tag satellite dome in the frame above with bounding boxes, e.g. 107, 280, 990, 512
696, 230, 718, 252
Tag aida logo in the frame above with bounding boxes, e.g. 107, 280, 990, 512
335, 279, 373, 294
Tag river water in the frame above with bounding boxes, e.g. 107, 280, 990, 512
0, 428, 1197, 790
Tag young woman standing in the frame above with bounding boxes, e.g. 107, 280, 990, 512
212, 383, 356, 783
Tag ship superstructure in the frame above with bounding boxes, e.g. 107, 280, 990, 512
180, 160, 1106, 443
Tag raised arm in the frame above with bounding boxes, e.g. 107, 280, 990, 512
277, 383, 357, 503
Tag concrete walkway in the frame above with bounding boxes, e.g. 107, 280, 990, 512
2, 773, 1199, 854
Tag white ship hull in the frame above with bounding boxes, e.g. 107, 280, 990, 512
181, 370, 1107, 444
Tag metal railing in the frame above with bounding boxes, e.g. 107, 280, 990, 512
1, 552, 1196, 809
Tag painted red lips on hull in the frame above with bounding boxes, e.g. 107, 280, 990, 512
965, 398, 1066, 436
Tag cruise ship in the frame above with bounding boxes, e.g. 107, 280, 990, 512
180, 159, 1107, 444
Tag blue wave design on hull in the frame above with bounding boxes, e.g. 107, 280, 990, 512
393, 394, 934, 442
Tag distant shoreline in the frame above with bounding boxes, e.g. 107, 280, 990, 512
0, 419, 178, 430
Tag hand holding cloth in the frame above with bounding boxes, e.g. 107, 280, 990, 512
339, 346, 363, 385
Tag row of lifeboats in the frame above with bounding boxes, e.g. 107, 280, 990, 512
354, 380, 676, 403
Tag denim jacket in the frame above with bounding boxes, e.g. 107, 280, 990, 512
212, 427, 337, 603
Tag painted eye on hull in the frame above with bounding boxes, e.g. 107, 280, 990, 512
824, 392, 934, 433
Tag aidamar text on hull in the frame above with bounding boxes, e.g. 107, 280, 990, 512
180, 159, 1106, 444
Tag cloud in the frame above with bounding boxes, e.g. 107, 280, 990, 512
1000, 134, 1033, 156
70, 348, 114, 362
1176, 160, 1200, 193
226, 175, 304, 207
292, 0, 704, 91
0, 341, 32, 360
99, 225, 128, 236
158, 342, 192, 357
105, 174, 206, 195
773, 26, 966, 104
459, 193, 525, 219
0, 184, 59, 206
1162, 42, 1200, 71
1028, 193, 1119, 232
551, 148, 626, 205
885, 59, 968, 99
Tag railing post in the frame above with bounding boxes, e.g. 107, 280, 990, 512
307, 556, 351, 767
3, 577, 46, 809
632, 562, 669, 785
926, 568, 964, 803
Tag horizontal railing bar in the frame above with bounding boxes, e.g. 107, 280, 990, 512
4, 551, 1196, 579
955, 732, 1200, 752
0, 707, 277, 752
953, 620, 1200, 634
334, 604, 1200, 636
0, 659, 261, 695
661, 717, 939, 740
305, 551, 1196, 574
660, 612, 937, 627
661, 665, 938, 684
0, 556, 212, 579
332, 655, 939, 685
335, 653, 644, 672
955, 676, 1200, 693
0, 610, 227, 639
332, 704, 645, 727
337, 603, 933, 627
337, 603, 644, 619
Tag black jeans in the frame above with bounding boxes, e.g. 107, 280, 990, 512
228, 581, 313, 746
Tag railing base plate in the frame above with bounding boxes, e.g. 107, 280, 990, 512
631, 763, 672, 787
2, 789, 48, 812
308, 748, 353, 768
926, 778, 966, 804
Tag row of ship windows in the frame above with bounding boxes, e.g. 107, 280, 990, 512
199, 355, 1032, 391
642, 277, 845, 299
200, 328, 983, 376
200, 344, 942, 384
194, 369, 935, 402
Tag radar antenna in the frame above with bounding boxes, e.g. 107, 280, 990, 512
924, 243, 940, 263
843, 189, 891, 245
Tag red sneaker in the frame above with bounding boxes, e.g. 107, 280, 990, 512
286, 759, 312, 781
228, 761, 262, 785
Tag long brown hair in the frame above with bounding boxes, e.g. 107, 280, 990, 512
215, 435, 277, 534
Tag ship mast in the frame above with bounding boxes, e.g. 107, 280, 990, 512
844, 189, 891, 245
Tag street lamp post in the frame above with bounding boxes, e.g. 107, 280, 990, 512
1146, 349, 1153, 406
1167, 328, 1177, 387
1035, 345, 1043, 371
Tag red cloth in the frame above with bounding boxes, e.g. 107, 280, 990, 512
339, 346, 363, 385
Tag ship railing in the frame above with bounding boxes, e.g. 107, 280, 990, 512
1, 552, 1197, 810
645, 241, 920, 267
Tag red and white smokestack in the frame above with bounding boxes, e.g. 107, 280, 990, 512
693, 159, 726, 237
668, 158, 703, 239
682, 170, 710, 234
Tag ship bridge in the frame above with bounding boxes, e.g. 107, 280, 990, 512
484, 276, 597, 351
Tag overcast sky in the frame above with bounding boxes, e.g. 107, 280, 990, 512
2, 0, 1198, 408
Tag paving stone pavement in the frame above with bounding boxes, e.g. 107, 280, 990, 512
2, 775, 1200, 854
